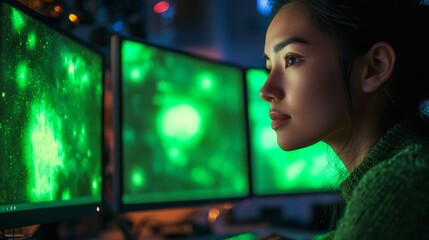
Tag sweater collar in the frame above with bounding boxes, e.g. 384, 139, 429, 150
340, 119, 424, 202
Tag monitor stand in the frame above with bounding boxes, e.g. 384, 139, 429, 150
32, 222, 60, 240
113, 215, 135, 240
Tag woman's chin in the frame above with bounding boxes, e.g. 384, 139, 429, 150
276, 138, 314, 151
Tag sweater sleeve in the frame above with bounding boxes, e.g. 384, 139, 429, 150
333, 156, 429, 239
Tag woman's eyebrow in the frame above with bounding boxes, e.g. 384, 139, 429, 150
264, 37, 309, 60
274, 37, 309, 53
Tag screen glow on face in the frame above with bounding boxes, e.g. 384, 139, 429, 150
0, 3, 103, 213
246, 69, 347, 195
121, 40, 249, 204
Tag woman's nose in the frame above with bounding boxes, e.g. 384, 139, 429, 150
259, 71, 284, 103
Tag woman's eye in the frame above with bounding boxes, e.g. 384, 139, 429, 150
285, 55, 301, 68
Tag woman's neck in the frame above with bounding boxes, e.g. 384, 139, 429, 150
327, 118, 386, 173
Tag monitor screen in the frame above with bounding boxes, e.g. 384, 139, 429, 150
246, 68, 347, 196
0, 0, 104, 229
111, 36, 250, 211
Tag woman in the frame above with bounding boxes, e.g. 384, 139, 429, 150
260, 0, 429, 239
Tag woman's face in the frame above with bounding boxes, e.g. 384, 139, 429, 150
262, 3, 350, 150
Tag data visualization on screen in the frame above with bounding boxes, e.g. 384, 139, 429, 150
246, 68, 347, 196
113, 37, 250, 209
0, 0, 104, 229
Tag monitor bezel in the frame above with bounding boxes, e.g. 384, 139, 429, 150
0, 0, 106, 230
110, 34, 252, 213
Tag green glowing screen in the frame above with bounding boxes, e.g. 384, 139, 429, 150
246, 69, 347, 195
120, 39, 250, 205
0, 2, 103, 215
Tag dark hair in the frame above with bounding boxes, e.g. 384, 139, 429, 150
269, 0, 429, 126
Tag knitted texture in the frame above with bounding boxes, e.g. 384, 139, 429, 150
330, 120, 429, 239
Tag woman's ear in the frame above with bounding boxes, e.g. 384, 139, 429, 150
359, 41, 396, 93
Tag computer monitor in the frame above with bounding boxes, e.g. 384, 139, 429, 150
245, 68, 347, 196
111, 36, 250, 212
0, 0, 104, 229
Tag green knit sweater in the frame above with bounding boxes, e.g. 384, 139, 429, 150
322, 120, 429, 239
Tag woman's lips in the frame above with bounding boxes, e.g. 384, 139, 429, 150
269, 111, 291, 129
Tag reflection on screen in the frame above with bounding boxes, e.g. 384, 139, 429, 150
246, 69, 347, 195
0, 2, 103, 213
120, 40, 249, 204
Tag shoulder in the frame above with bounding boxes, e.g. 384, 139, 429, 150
333, 142, 429, 239
388, 138, 429, 162
370, 141, 429, 177
356, 142, 429, 199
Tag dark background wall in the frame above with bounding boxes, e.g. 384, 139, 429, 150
19, 0, 270, 68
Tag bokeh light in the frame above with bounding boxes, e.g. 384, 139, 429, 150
68, 13, 78, 23
159, 104, 201, 141
257, 0, 272, 16
11, 8, 25, 32
27, 31, 36, 50
153, 1, 170, 14
26, 102, 64, 202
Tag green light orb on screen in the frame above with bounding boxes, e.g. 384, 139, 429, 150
91, 177, 99, 193
159, 103, 202, 142
259, 127, 277, 149
16, 61, 29, 89
284, 161, 306, 181
11, 8, 25, 32
61, 189, 71, 200
191, 167, 214, 187
130, 69, 141, 80
164, 146, 189, 167
201, 78, 212, 89
196, 71, 216, 91
26, 102, 65, 202
131, 168, 146, 189
27, 31, 37, 50
122, 40, 153, 84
